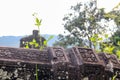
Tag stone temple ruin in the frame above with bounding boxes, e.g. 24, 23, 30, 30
0, 47, 120, 80
0, 30, 120, 80
20, 30, 46, 49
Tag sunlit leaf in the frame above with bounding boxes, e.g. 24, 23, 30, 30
29, 42, 34, 45
105, 34, 108, 38
47, 35, 54, 41
104, 13, 117, 19
103, 46, 115, 54
94, 34, 98, 37
36, 18, 39, 24
112, 74, 117, 80
116, 50, 120, 59
35, 43, 39, 47
98, 37, 103, 41
117, 41, 120, 46
43, 40, 47, 46
33, 39, 36, 43
90, 37, 95, 42
25, 44, 29, 49
35, 18, 42, 27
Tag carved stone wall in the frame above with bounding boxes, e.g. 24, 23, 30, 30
0, 46, 119, 80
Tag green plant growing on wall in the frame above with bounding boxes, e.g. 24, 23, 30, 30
32, 13, 43, 50
25, 13, 53, 80
32, 13, 54, 50
21, 12, 54, 80
112, 71, 118, 80
32, 13, 42, 30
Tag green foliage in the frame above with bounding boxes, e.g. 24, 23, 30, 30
54, 1, 111, 48
104, 13, 117, 20
29, 39, 39, 48
35, 18, 42, 28
32, 13, 42, 29
99, 29, 120, 58
24, 13, 54, 80
113, 2, 120, 10
103, 46, 115, 54
54, 1, 120, 59
36, 64, 38, 80
112, 74, 117, 80
47, 35, 54, 42
104, 2, 120, 26
104, 10, 120, 26
43, 35, 54, 47
32, 13, 54, 80
33, 13, 42, 80
105, 34, 109, 38
110, 30, 120, 58
54, 34, 84, 48
90, 34, 103, 50
25, 42, 29, 49
116, 50, 120, 59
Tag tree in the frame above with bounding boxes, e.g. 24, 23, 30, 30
99, 2, 120, 58
54, 0, 110, 48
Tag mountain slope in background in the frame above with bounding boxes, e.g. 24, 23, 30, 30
0, 35, 58, 48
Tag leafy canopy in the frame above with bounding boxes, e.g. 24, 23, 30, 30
54, 0, 110, 49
